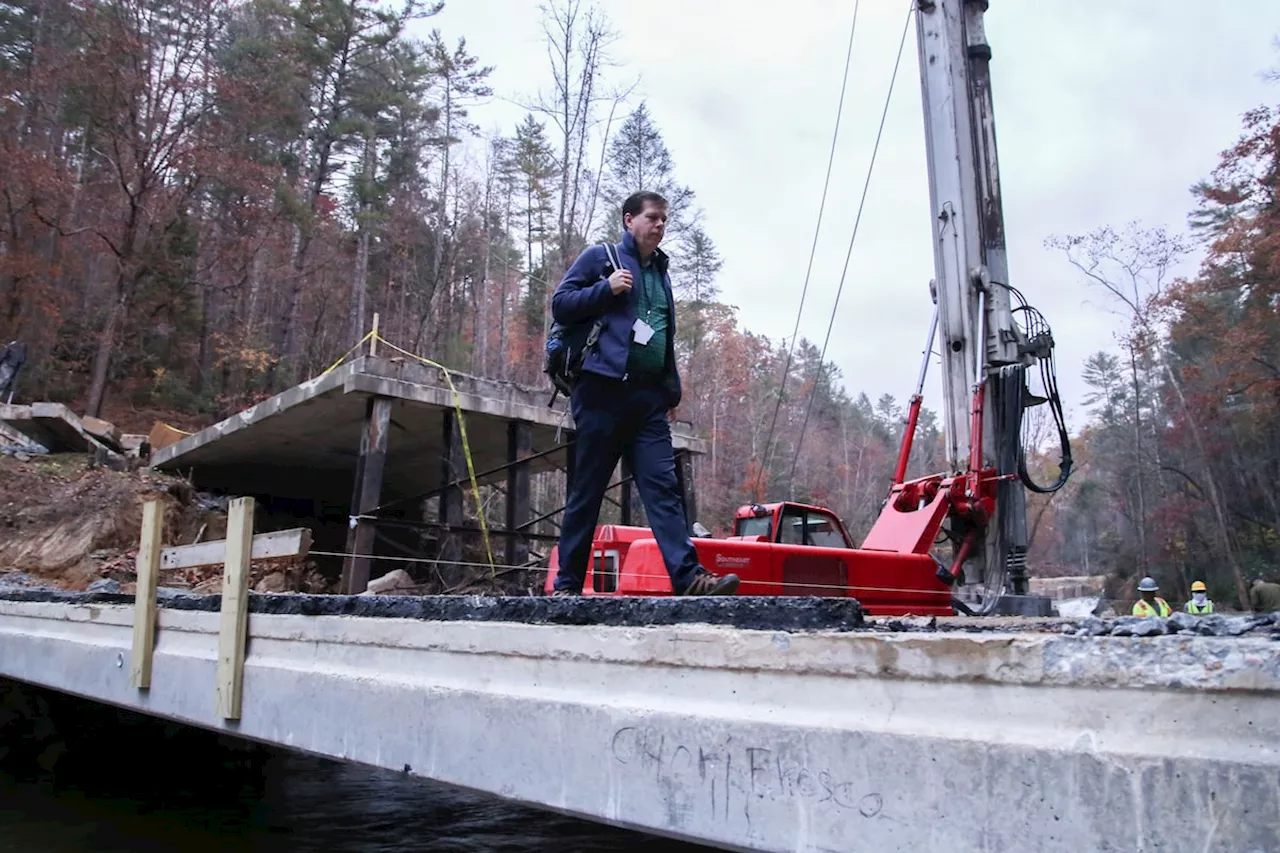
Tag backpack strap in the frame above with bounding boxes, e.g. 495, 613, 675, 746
601, 241, 622, 277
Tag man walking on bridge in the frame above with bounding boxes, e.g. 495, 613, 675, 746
548, 191, 739, 598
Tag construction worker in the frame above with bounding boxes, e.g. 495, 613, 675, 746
1250, 578, 1280, 613
1185, 580, 1214, 614
1131, 576, 1171, 618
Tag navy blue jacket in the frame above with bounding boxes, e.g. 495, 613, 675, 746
551, 231, 682, 408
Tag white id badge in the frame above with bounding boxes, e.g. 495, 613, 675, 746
632, 318, 655, 346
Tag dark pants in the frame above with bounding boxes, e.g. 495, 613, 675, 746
554, 373, 701, 593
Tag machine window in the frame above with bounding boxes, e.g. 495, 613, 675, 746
804, 511, 847, 548
591, 549, 619, 592
735, 516, 772, 539
779, 508, 806, 545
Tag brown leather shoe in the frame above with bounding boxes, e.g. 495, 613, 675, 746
677, 569, 740, 596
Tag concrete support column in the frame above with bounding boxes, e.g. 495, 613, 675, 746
439, 411, 464, 582
505, 422, 531, 568
342, 396, 392, 594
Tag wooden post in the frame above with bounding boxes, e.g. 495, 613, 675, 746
342, 396, 392, 594
130, 500, 164, 689
505, 422, 531, 567
370, 312, 380, 357
216, 496, 254, 721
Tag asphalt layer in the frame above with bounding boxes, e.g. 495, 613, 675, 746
0, 588, 867, 632
3, 586, 1278, 638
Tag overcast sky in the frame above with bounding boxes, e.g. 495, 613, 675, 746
423, 1, 1278, 431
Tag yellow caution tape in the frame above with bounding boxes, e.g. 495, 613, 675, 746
371, 333, 496, 575
318, 330, 375, 378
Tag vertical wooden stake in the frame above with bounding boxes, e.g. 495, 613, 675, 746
216, 496, 254, 721
130, 500, 164, 689
370, 312, 380, 357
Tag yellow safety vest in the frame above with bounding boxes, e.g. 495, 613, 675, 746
1132, 598, 1171, 618
1185, 600, 1214, 614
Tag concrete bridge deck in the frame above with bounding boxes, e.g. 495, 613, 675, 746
0, 591, 1277, 852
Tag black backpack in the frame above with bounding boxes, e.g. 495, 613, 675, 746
542, 242, 621, 405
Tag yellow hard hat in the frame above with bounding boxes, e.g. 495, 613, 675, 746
1191, 580, 1207, 593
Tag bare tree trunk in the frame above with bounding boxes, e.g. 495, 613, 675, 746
348, 131, 375, 347
1157, 355, 1249, 609
430, 83, 453, 351
498, 272, 508, 379
444, 177, 462, 362
86, 291, 126, 417
711, 398, 719, 487
246, 249, 263, 339
272, 221, 307, 387
583, 96, 621, 242
841, 409, 850, 516
538, 1, 612, 281
1126, 345, 1148, 574
476, 163, 494, 376
275, 25, 346, 387
197, 277, 216, 395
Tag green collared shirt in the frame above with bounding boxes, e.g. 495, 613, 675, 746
626, 261, 669, 375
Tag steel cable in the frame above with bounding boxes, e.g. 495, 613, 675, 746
753, 0, 863, 500
786, 1, 915, 496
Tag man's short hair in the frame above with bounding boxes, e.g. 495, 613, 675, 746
622, 191, 668, 225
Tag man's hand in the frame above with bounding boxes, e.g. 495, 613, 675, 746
608, 269, 632, 295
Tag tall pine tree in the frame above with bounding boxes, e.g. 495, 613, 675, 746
601, 101, 695, 249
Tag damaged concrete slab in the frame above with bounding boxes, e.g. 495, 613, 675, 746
80, 415, 125, 453
150, 356, 704, 507
0, 402, 110, 454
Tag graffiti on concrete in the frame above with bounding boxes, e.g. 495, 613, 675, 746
610, 725, 883, 824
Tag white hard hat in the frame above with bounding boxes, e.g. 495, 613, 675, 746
1137, 576, 1159, 592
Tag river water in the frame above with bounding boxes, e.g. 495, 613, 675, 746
0, 683, 715, 853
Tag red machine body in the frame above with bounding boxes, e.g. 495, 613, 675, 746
545, 501, 956, 617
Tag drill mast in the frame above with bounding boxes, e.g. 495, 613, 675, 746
915, 0, 1030, 596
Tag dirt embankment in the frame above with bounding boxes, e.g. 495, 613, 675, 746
0, 455, 328, 594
